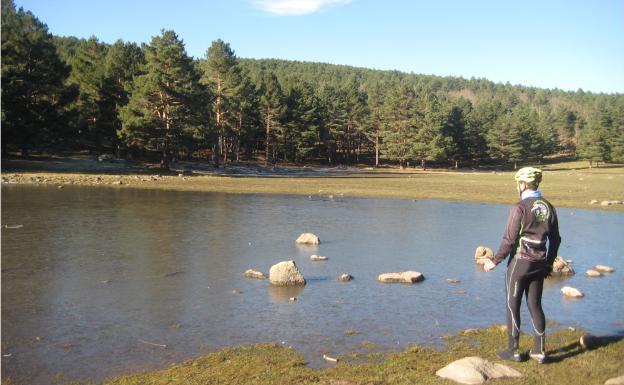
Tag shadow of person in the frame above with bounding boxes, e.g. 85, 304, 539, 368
546, 333, 624, 363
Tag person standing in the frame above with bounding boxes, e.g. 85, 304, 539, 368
484, 167, 561, 364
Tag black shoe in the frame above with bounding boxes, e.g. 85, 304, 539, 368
496, 348, 524, 362
529, 349, 547, 364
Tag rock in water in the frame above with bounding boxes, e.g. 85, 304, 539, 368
585, 269, 602, 277
269, 261, 306, 286
338, 273, 353, 282
310, 254, 328, 261
474, 246, 494, 265
561, 286, 584, 298
244, 269, 266, 279
296, 233, 320, 245
594, 265, 615, 273
436, 356, 522, 384
378, 271, 424, 284
551, 256, 575, 276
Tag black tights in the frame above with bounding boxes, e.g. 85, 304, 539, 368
505, 258, 546, 352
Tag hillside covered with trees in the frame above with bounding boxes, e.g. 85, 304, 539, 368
2, 0, 623, 169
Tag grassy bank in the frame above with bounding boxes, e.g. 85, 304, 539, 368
2, 160, 623, 211
76, 327, 622, 385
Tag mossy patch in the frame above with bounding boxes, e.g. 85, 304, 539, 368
96, 326, 623, 385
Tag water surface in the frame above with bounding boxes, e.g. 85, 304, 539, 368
2, 185, 623, 384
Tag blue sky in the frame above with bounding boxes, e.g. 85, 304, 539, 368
15, 0, 624, 94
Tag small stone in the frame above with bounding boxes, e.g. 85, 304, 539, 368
446, 278, 461, 284
594, 265, 615, 273
310, 254, 328, 261
378, 271, 424, 284
474, 246, 494, 265
338, 273, 353, 282
561, 286, 584, 298
585, 269, 602, 277
289, 297, 297, 301
296, 233, 320, 245
551, 256, 575, 276
589, 200, 599, 205
243, 269, 266, 279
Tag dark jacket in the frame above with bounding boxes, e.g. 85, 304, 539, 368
493, 194, 561, 267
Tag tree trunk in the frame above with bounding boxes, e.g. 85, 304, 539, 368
375, 133, 379, 167
265, 113, 271, 165
212, 143, 219, 168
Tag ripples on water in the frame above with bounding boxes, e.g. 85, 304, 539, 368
2, 185, 623, 384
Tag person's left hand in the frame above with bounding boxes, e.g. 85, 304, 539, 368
483, 259, 496, 272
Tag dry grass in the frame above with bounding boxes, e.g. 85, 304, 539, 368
5, 161, 622, 210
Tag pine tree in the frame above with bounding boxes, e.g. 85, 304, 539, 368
258, 72, 284, 164
487, 112, 525, 169
363, 79, 386, 166
103, 40, 145, 156
1, 0, 71, 156
118, 30, 203, 169
413, 93, 453, 170
68, 37, 109, 151
381, 83, 416, 168
201, 39, 241, 166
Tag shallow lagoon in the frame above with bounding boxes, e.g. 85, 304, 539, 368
2, 185, 623, 384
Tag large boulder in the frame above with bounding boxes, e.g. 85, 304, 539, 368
269, 260, 306, 286
474, 246, 494, 265
551, 256, 575, 276
378, 271, 424, 284
296, 233, 321, 245
436, 356, 522, 384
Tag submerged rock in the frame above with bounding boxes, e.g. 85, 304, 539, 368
378, 271, 424, 284
243, 269, 266, 279
551, 256, 575, 276
310, 254, 328, 261
296, 233, 320, 245
594, 265, 615, 273
474, 246, 494, 265
338, 273, 353, 282
269, 260, 306, 286
436, 356, 522, 384
585, 269, 602, 277
561, 286, 584, 298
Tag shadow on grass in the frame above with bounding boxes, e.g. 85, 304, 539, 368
547, 333, 624, 363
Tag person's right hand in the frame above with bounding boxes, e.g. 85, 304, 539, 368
483, 259, 496, 272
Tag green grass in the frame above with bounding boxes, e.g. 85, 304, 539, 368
94, 327, 623, 385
